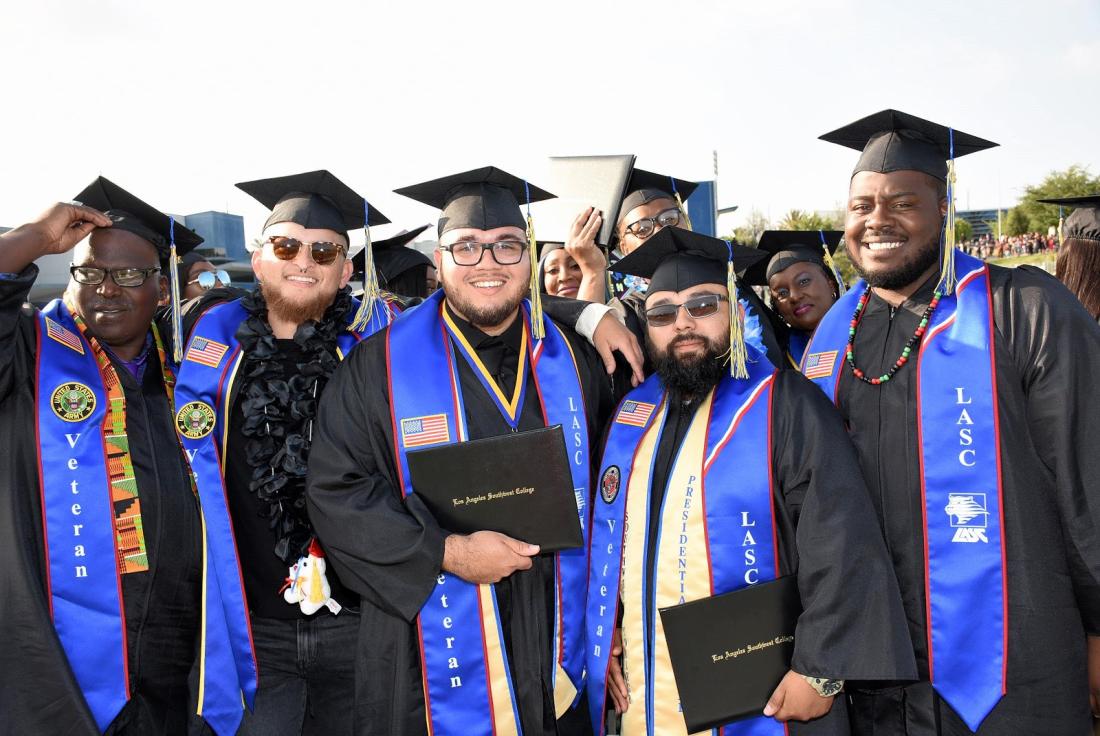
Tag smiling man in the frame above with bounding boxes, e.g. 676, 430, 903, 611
586, 227, 914, 735
172, 170, 401, 735
805, 109, 1100, 735
0, 180, 251, 736
306, 166, 626, 735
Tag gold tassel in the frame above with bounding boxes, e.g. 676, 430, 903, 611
821, 240, 846, 296
350, 224, 380, 332
674, 191, 694, 232
167, 219, 183, 364
934, 159, 958, 295
526, 213, 545, 340
726, 259, 748, 379
1057, 207, 1065, 249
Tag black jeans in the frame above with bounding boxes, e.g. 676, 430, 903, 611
237, 611, 359, 736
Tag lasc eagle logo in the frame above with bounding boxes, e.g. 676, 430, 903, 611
600, 465, 621, 504
175, 401, 216, 440
945, 493, 989, 543
51, 382, 95, 422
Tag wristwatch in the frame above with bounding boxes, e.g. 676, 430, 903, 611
802, 675, 844, 697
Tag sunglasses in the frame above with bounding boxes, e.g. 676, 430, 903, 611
187, 269, 232, 290
644, 293, 727, 327
266, 236, 347, 266
70, 264, 161, 287
624, 207, 682, 239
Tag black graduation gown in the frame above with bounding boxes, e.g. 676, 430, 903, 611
306, 305, 621, 736
636, 371, 916, 735
0, 266, 203, 735
835, 266, 1100, 736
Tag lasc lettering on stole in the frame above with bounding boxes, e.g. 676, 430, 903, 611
568, 396, 586, 521
741, 511, 759, 585
65, 433, 89, 578
435, 574, 464, 688
947, 387, 990, 544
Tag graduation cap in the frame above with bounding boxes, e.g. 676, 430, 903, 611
743, 230, 845, 291
395, 166, 555, 337
1036, 195, 1100, 245
614, 227, 767, 379
351, 225, 434, 284
236, 169, 389, 244
618, 168, 700, 233
74, 176, 205, 363
820, 109, 998, 295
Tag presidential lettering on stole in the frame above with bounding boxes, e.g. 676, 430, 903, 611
64, 432, 89, 579
945, 386, 990, 544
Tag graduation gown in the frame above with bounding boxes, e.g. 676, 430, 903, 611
0, 266, 203, 735
616, 370, 916, 735
830, 266, 1100, 736
306, 304, 621, 736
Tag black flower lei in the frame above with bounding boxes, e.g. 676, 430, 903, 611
235, 287, 354, 564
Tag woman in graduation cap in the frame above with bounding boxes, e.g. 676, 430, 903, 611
0, 180, 253, 736
1042, 195, 1100, 321
172, 170, 404, 735
743, 230, 846, 368
806, 110, 1100, 735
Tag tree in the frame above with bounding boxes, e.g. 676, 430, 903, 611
1015, 165, 1100, 233
775, 209, 842, 232
954, 218, 973, 242
728, 209, 770, 246
1004, 207, 1030, 237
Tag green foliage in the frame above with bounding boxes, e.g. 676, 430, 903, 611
776, 209, 842, 232
1004, 207, 1031, 237
954, 217, 973, 242
1015, 165, 1100, 233
728, 208, 770, 246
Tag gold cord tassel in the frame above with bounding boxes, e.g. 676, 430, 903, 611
674, 191, 694, 232
1057, 207, 1065, 249
822, 243, 846, 296
167, 219, 183, 364
934, 159, 958, 295
527, 213, 545, 340
350, 224, 380, 332
726, 259, 748, 379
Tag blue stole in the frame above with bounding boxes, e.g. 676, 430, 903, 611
172, 295, 393, 734
803, 250, 1006, 732
587, 355, 782, 736
787, 330, 809, 370
386, 289, 591, 735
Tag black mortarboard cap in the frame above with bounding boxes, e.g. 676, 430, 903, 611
235, 170, 389, 240
613, 227, 765, 296
351, 225, 433, 273
618, 168, 700, 225
819, 109, 998, 181
394, 166, 554, 236
743, 230, 844, 285
1037, 194, 1100, 242
74, 176, 203, 264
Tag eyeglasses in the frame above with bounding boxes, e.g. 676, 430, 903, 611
265, 236, 347, 266
439, 240, 527, 266
624, 207, 681, 239
70, 265, 161, 287
644, 293, 727, 327
187, 270, 232, 290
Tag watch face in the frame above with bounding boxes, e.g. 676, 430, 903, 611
820, 680, 843, 697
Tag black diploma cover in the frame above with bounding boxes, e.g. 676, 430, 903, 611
659, 575, 801, 732
406, 425, 584, 552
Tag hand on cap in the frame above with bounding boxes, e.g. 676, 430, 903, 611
442, 531, 540, 584
566, 206, 607, 275
0, 202, 112, 273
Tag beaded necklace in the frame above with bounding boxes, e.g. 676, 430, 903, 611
845, 285, 943, 385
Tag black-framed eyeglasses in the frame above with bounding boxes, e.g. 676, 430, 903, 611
265, 236, 346, 266
644, 293, 727, 327
187, 270, 232, 290
440, 240, 527, 266
70, 264, 161, 287
624, 207, 681, 239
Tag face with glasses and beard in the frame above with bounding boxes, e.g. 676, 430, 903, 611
434, 225, 531, 334
251, 221, 353, 326
644, 284, 731, 403
616, 197, 683, 256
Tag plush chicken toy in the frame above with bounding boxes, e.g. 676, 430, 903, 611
283, 539, 342, 615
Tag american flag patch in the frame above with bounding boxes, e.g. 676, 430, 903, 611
401, 414, 450, 447
803, 350, 839, 379
46, 317, 84, 354
615, 400, 656, 427
185, 337, 230, 368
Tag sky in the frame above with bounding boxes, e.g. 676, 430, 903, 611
2, 0, 1098, 240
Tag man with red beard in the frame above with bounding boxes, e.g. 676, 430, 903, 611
805, 110, 1100, 735
305, 167, 628, 735
586, 227, 914, 735
172, 170, 403, 735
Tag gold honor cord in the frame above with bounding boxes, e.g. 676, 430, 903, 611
350, 202, 381, 333
168, 218, 184, 363
526, 213, 545, 340
726, 258, 749, 379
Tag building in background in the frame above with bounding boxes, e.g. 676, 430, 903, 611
958, 209, 1006, 238
183, 210, 247, 260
